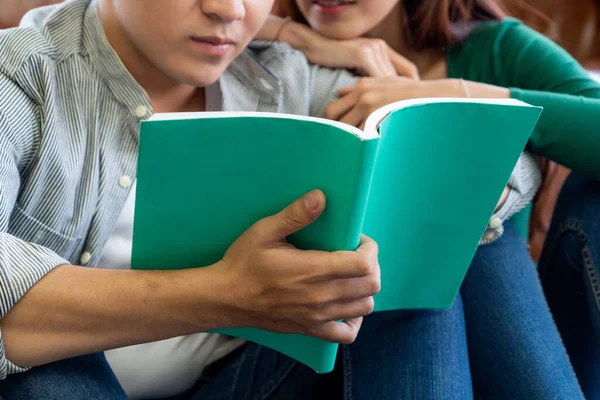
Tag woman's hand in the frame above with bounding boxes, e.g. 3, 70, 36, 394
324, 77, 459, 129
257, 16, 419, 79
325, 77, 510, 129
303, 36, 420, 79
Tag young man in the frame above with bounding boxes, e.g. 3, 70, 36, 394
0, 1, 472, 398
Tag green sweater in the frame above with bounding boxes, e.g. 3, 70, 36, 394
448, 18, 600, 179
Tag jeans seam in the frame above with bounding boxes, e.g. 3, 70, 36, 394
557, 220, 586, 274
229, 347, 248, 398
342, 345, 353, 400
583, 241, 600, 316
253, 349, 297, 400
559, 219, 600, 314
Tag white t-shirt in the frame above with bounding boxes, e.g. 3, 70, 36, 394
98, 182, 245, 399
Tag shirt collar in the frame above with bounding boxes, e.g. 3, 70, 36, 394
82, 0, 152, 120
81, 0, 282, 118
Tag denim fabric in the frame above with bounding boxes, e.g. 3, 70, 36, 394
463, 221, 584, 399
170, 304, 473, 400
2, 221, 588, 400
0, 353, 127, 400
540, 173, 600, 399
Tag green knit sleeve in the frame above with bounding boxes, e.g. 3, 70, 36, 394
496, 21, 600, 178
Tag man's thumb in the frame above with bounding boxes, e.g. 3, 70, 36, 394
265, 190, 326, 240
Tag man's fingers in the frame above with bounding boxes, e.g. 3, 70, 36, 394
311, 250, 377, 281
255, 190, 325, 242
303, 235, 379, 282
311, 318, 364, 344
321, 298, 375, 321
356, 235, 379, 263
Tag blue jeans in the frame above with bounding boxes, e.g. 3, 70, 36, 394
171, 305, 473, 400
1, 223, 584, 399
539, 173, 600, 399
462, 221, 584, 399
179, 222, 583, 400
0, 352, 127, 399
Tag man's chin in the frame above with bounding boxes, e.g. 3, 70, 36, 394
177, 67, 228, 88
176, 54, 243, 87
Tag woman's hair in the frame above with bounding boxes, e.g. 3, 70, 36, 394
276, 0, 551, 50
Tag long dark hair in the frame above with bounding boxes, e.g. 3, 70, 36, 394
276, 0, 550, 50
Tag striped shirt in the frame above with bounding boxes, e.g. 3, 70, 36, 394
0, 0, 539, 378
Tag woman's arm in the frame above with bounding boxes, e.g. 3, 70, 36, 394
496, 21, 600, 179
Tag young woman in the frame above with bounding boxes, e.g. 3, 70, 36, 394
259, 0, 600, 397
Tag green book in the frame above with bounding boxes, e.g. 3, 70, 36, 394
132, 98, 541, 373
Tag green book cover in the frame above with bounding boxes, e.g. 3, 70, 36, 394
131, 98, 541, 373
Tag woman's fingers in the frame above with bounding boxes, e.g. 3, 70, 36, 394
324, 92, 358, 121
388, 48, 420, 80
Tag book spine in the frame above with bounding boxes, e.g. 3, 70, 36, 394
344, 139, 380, 250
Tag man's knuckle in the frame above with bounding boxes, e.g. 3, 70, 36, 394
363, 297, 376, 315
370, 278, 381, 296
357, 256, 373, 275
310, 311, 330, 324
308, 292, 328, 307
340, 331, 358, 345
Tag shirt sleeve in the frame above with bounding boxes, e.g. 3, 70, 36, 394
0, 75, 69, 379
495, 21, 600, 178
478, 151, 542, 245
308, 64, 358, 118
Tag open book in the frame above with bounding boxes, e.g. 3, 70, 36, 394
131, 98, 542, 373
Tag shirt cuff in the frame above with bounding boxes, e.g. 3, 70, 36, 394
0, 234, 70, 379
478, 151, 542, 246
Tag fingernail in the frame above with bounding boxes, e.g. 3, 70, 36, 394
304, 191, 319, 211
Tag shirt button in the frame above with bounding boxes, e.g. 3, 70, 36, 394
135, 105, 148, 118
80, 251, 92, 265
484, 231, 496, 241
119, 175, 132, 188
489, 217, 503, 230
260, 78, 274, 91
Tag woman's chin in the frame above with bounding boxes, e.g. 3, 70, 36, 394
312, 24, 368, 41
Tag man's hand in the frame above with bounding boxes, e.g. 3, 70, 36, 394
1, 191, 379, 368
219, 190, 380, 344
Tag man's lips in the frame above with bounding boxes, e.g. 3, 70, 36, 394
190, 36, 236, 57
